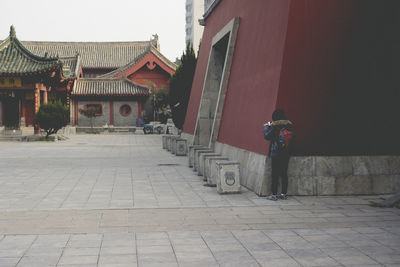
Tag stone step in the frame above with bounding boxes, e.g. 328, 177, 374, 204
0, 135, 22, 141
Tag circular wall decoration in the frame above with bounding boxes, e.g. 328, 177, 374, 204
119, 104, 132, 116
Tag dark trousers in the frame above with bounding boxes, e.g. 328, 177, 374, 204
271, 154, 290, 195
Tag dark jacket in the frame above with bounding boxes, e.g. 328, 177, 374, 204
264, 120, 293, 157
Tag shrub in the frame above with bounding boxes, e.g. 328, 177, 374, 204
35, 100, 69, 138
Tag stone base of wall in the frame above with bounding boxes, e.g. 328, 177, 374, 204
182, 133, 400, 196
181, 132, 194, 146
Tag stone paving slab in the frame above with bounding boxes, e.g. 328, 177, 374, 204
0, 135, 398, 266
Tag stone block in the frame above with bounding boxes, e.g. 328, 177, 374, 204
335, 175, 372, 195
194, 149, 213, 172
180, 132, 194, 145
371, 175, 398, 194
206, 157, 229, 185
162, 135, 168, 149
286, 175, 298, 196
314, 176, 336, 195
214, 142, 223, 154
352, 156, 391, 176
315, 157, 352, 177
256, 158, 272, 196
188, 146, 208, 168
171, 136, 180, 154
296, 176, 316, 196
388, 156, 400, 174
166, 136, 173, 151
243, 152, 265, 191
394, 175, 400, 192
199, 99, 211, 118
245, 171, 259, 191
199, 153, 220, 176
216, 161, 241, 194
175, 139, 187, 156
288, 157, 315, 177
198, 118, 211, 146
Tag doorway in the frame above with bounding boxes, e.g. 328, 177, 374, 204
194, 17, 240, 147
4, 96, 20, 129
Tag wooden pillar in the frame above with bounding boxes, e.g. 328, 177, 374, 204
43, 90, 48, 104
110, 101, 114, 125
74, 100, 78, 126
34, 87, 40, 113
34, 86, 41, 134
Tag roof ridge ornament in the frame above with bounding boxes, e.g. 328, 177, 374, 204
151, 34, 160, 50
10, 25, 16, 39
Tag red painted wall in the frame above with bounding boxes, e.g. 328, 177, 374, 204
183, 0, 291, 155
128, 65, 170, 90
184, 0, 400, 156
277, 0, 399, 155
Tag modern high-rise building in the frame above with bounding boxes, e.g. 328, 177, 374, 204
185, 0, 204, 54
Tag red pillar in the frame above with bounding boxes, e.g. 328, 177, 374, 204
34, 87, 41, 134
110, 101, 114, 125
74, 100, 78, 126
43, 90, 48, 104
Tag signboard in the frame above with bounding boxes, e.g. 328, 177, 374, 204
0, 77, 22, 88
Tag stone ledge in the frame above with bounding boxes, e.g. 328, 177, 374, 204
181, 134, 400, 196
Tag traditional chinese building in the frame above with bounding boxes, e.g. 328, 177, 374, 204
0, 26, 176, 131
182, 0, 399, 196
0, 26, 76, 134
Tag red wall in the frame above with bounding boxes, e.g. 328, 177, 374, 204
183, 0, 291, 155
277, 0, 399, 155
184, 0, 400, 156
128, 65, 170, 90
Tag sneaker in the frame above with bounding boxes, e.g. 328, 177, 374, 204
278, 194, 288, 200
266, 195, 278, 201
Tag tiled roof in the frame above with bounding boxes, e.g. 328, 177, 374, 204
22, 40, 158, 69
0, 26, 62, 76
98, 46, 177, 78
72, 78, 150, 96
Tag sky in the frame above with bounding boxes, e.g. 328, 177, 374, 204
0, 0, 186, 61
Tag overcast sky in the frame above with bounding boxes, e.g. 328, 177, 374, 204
0, 0, 186, 61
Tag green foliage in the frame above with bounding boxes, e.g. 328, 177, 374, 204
79, 106, 97, 128
154, 88, 172, 123
35, 100, 69, 138
147, 81, 172, 124
169, 43, 197, 129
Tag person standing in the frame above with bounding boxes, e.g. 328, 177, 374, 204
263, 109, 293, 200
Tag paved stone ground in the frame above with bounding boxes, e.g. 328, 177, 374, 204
0, 135, 399, 267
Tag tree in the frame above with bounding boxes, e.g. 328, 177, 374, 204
35, 100, 69, 138
79, 106, 97, 129
169, 43, 197, 129
146, 81, 171, 124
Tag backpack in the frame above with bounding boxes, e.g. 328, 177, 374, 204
277, 128, 293, 150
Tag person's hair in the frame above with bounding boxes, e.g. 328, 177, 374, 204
272, 109, 286, 121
